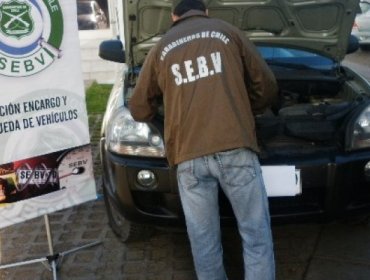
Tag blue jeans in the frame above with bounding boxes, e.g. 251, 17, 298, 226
177, 148, 275, 280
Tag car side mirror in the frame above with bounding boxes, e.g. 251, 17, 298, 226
99, 39, 125, 63
347, 34, 359, 54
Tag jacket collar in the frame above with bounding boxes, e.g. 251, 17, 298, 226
172, 10, 208, 27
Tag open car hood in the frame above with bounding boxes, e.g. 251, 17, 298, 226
124, 0, 360, 65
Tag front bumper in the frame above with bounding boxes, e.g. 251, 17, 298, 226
100, 138, 370, 226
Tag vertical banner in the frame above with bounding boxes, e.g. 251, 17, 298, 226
0, 0, 97, 228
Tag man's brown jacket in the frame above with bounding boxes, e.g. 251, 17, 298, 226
129, 10, 278, 166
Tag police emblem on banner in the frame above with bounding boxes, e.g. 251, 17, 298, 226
0, 0, 34, 38
0, 0, 64, 77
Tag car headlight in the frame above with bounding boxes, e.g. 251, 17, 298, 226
348, 104, 370, 150
106, 106, 165, 157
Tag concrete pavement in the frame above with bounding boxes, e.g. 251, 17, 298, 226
3, 197, 370, 280
343, 49, 370, 81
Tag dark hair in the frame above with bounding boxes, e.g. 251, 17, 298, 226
173, 0, 206, 16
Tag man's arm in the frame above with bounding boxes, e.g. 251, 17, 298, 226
239, 34, 279, 115
129, 48, 162, 122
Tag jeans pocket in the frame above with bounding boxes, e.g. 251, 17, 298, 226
219, 149, 257, 187
177, 160, 198, 189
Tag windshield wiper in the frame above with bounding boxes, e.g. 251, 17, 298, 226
265, 59, 314, 70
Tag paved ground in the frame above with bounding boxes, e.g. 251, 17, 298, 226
1, 51, 370, 280
343, 48, 370, 81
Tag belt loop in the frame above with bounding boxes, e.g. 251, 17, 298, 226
203, 154, 209, 170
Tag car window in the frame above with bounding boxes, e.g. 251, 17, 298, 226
78, 2, 93, 15
257, 46, 335, 70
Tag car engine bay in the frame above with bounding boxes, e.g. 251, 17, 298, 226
256, 73, 366, 159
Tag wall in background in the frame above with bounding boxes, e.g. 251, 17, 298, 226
79, 29, 119, 84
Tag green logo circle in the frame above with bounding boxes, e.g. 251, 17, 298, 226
0, 0, 64, 77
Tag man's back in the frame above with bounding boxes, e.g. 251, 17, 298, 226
130, 10, 277, 165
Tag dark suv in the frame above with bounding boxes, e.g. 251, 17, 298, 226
99, 0, 370, 242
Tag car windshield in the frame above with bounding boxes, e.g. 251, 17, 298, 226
77, 2, 93, 15
257, 46, 335, 71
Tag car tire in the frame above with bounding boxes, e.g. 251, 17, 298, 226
360, 45, 370, 51
103, 186, 154, 242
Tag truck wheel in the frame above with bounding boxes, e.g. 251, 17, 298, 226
103, 187, 154, 242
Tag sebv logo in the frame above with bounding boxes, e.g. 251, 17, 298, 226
0, 0, 63, 77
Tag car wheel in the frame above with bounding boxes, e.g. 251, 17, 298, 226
102, 186, 154, 242
360, 45, 370, 51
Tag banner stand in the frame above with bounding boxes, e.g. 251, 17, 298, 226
0, 214, 102, 280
